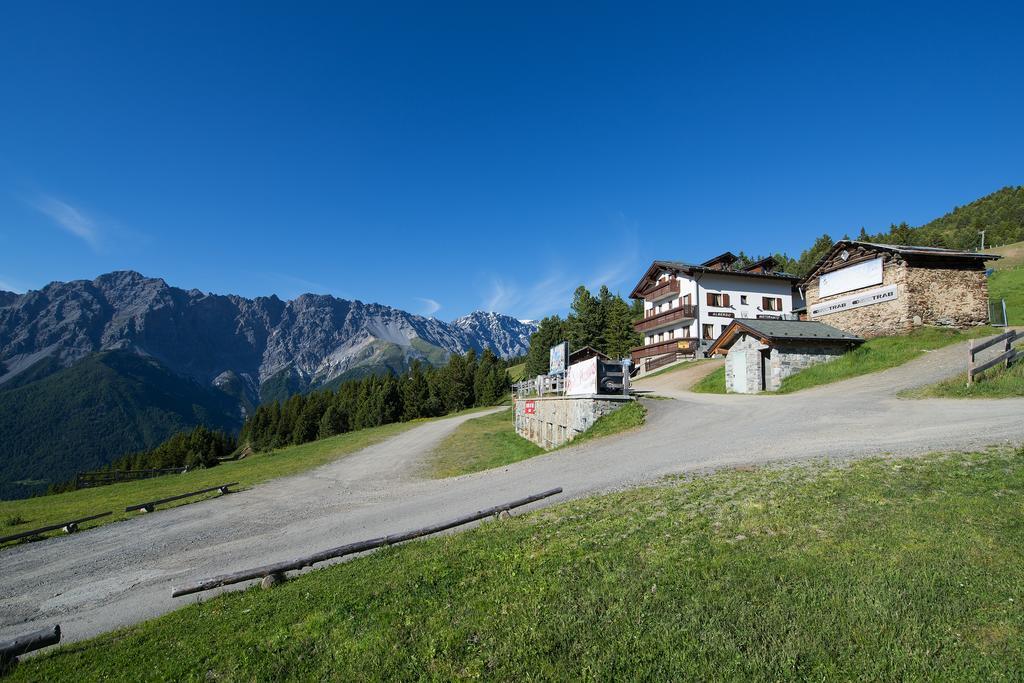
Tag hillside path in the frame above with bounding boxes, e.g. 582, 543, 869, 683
3, 337, 1024, 647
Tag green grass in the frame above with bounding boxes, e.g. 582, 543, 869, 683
0, 408, 493, 548
637, 357, 714, 380
15, 445, 1024, 681
429, 409, 543, 478
692, 327, 997, 394
902, 353, 1024, 399
506, 362, 527, 382
429, 402, 647, 478
988, 268, 1023, 325
690, 365, 726, 393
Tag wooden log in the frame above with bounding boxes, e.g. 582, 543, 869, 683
172, 487, 563, 598
0, 511, 113, 545
125, 482, 239, 513
0, 624, 60, 665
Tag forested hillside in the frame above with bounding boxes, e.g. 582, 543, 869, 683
738, 186, 1024, 278
0, 352, 241, 499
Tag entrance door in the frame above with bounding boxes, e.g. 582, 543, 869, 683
760, 349, 770, 391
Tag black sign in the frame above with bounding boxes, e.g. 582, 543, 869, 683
708, 311, 734, 318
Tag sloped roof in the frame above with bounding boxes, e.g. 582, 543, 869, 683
707, 319, 863, 355
630, 259, 800, 299
801, 240, 1000, 284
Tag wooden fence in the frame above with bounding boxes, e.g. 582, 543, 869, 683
0, 511, 112, 545
75, 467, 186, 489
126, 482, 238, 513
968, 330, 1023, 384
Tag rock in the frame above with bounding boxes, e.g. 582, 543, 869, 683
260, 573, 285, 589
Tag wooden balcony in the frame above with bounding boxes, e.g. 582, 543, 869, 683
642, 278, 679, 302
634, 304, 698, 333
630, 337, 698, 362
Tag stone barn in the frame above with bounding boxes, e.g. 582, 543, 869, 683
802, 241, 998, 338
708, 319, 863, 393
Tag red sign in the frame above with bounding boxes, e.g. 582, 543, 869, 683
524, 400, 536, 414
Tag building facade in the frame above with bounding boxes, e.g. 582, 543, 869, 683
707, 319, 863, 393
802, 241, 997, 339
629, 252, 801, 371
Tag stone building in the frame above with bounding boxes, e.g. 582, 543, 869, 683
801, 241, 998, 338
708, 319, 863, 393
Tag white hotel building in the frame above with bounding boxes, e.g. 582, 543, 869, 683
628, 252, 801, 372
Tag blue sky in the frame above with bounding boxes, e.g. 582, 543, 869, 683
1, 2, 1022, 320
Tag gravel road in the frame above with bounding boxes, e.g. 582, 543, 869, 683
2, 338, 1023, 648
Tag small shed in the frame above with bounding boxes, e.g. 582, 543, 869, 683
708, 319, 863, 393
568, 346, 611, 365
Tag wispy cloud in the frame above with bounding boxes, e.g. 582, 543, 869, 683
416, 297, 442, 316
31, 195, 100, 250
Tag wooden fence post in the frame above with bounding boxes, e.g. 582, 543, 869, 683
968, 338, 976, 385
1005, 333, 1013, 369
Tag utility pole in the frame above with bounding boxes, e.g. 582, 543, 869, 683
979, 230, 986, 251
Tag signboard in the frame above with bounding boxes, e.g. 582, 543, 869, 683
549, 342, 568, 375
810, 284, 898, 317
708, 311, 735, 318
756, 314, 782, 320
819, 257, 884, 298
565, 357, 598, 396
524, 400, 536, 415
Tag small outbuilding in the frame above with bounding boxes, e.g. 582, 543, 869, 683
708, 319, 863, 393
568, 346, 611, 365
801, 241, 998, 338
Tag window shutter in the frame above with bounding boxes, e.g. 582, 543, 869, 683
762, 296, 770, 309
777, 297, 783, 310
723, 293, 731, 307
706, 292, 714, 306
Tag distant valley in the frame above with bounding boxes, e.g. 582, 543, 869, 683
0, 271, 536, 497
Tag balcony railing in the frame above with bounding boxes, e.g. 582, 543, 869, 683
634, 305, 698, 333
642, 279, 679, 302
630, 337, 698, 362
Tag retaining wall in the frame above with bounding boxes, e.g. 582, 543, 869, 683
514, 395, 633, 449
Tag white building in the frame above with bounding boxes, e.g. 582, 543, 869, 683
628, 252, 801, 372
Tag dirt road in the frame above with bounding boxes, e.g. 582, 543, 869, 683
2, 339, 1023, 647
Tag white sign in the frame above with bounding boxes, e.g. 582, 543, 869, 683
565, 357, 598, 396
810, 284, 898, 317
819, 257, 884, 298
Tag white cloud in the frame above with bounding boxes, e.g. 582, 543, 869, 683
31, 195, 100, 250
416, 297, 442, 316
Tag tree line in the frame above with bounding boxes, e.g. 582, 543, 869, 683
240, 348, 512, 451
523, 285, 643, 377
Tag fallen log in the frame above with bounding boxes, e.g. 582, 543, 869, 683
0, 624, 61, 667
0, 512, 113, 545
172, 486, 563, 598
126, 482, 238, 513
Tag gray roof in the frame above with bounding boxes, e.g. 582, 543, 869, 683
652, 260, 799, 281
709, 319, 864, 355
852, 241, 997, 260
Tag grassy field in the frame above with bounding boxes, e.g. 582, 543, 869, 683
986, 240, 1024, 325
428, 409, 542, 478
428, 402, 647, 478
692, 327, 995, 394
506, 363, 527, 382
902, 352, 1024, 399
14, 445, 1024, 681
0, 408, 492, 547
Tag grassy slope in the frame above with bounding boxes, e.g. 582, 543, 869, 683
986, 240, 1023, 325
15, 446, 1024, 681
638, 357, 714, 380
692, 327, 995, 394
902, 343, 1024, 399
0, 408, 492, 546
429, 409, 542, 478
506, 362, 526, 382
429, 402, 647, 478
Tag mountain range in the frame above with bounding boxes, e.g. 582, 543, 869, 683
0, 271, 536, 498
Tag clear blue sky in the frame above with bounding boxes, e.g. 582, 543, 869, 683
1, 2, 1022, 320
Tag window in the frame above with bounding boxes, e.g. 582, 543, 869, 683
721, 324, 729, 336
706, 292, 731, 307
702, 324, 715, 340
762, 297, 783, 312
740, 295, 748, 305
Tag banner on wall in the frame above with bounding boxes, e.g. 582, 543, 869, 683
819, 257, 884, 298
566, 357, 598, 396
549, 342, 568, 375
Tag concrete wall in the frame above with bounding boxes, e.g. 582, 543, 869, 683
806, 258, 990, 338
724, 334, 848, 393
514, 395, 633, 449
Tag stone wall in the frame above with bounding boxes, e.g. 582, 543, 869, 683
514, 395, 633, 449
725, 334, 849, 393
806, 258, 990, 338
